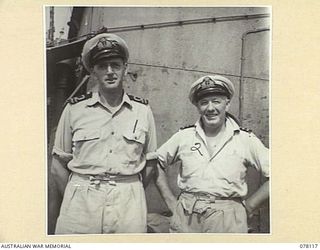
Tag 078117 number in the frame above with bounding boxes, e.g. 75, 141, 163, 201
300, 244, 318, 248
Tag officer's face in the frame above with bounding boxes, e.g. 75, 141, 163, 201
92, 57, 127, 91
197, 94, 230, 130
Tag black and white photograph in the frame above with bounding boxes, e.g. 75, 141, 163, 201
45, 6, 270, 235
2, 0, 320, 246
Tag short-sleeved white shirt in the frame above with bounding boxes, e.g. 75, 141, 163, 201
157, 117, 269, 197
53, 92, 157, 175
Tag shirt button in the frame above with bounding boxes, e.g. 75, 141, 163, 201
111, 131, 114, 135
109, 149, 112, 153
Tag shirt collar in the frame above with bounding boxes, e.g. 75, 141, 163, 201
224, 115, 241, 139
225, 115, 241, 133
195, 119, 207, 144
195, 119, 203, 134
195, 115, 240, 140
86, 91, 133, 109
123, 92, 133, 108
86, 92, 100, 106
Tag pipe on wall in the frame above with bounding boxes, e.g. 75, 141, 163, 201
239, 28, 270, 124
62, 13, 270, 43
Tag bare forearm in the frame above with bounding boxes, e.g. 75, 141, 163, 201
51, 156, 70, 197
154, 164, 177, 212
141, 159, 157, 188
245, 180, 269, 214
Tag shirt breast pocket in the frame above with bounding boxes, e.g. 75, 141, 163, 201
122, 129, 146, 161
72, 129, 101, 160
180, 150, 204, 177
73, 129, 100, 142
216, 151, 247, 183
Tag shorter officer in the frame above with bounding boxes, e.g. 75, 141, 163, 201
51, 33, 157, 234
155, 75, 269, 233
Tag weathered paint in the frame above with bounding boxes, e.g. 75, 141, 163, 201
241, 31, 270, 147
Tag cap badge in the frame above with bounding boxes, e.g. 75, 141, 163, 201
199, 76, 215, 90
96, 37, 119, 50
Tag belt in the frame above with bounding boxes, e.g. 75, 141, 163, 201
179, 191, 242, 214
71, 172, 140, 186
182, 191, 242, 202
179, 191, 242, 203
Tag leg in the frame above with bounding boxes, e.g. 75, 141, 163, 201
202, 200, 248, 233
55, 181, 105, 234
169, 200, 202, 233
102, 180, 147, 233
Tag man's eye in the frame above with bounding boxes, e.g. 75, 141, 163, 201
97, 64, 107, 69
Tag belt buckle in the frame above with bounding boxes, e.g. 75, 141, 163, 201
89, 174, 117, 186
193, 194, 214, 214
208, 195, 216, 203
89, 175, 101, 185
197, 192, 216, 203
101, 173, 111, 181
103, 173, 116, 185
201, 192, 216, 203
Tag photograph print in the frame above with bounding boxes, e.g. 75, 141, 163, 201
45, 6, 270, 235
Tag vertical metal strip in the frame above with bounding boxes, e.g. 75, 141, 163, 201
239, 28, 270, 124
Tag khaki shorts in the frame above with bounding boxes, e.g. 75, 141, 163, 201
55, 173, 147, 234
170, 192, 248, 233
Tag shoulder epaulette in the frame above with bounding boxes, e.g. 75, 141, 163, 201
128, 94, 148, 105
240, 127, 252, 133
180, 124, 196, 130
67, 92, 92, 105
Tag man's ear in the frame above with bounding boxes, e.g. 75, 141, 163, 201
195, 102, 202, 115
124, 62, 128, 75
89, 66, 94, 75
225, 98, 231, 111
90, 69, 97, 79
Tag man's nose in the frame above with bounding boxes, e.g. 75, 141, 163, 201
207, 101, 215, 110
106, 65, 113, 74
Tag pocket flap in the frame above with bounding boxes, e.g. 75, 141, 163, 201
73, 129, 100, 142
123, 130, 146, 144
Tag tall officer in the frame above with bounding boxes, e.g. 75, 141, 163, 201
51, 33, 157, 234
155, 75, 269, 233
